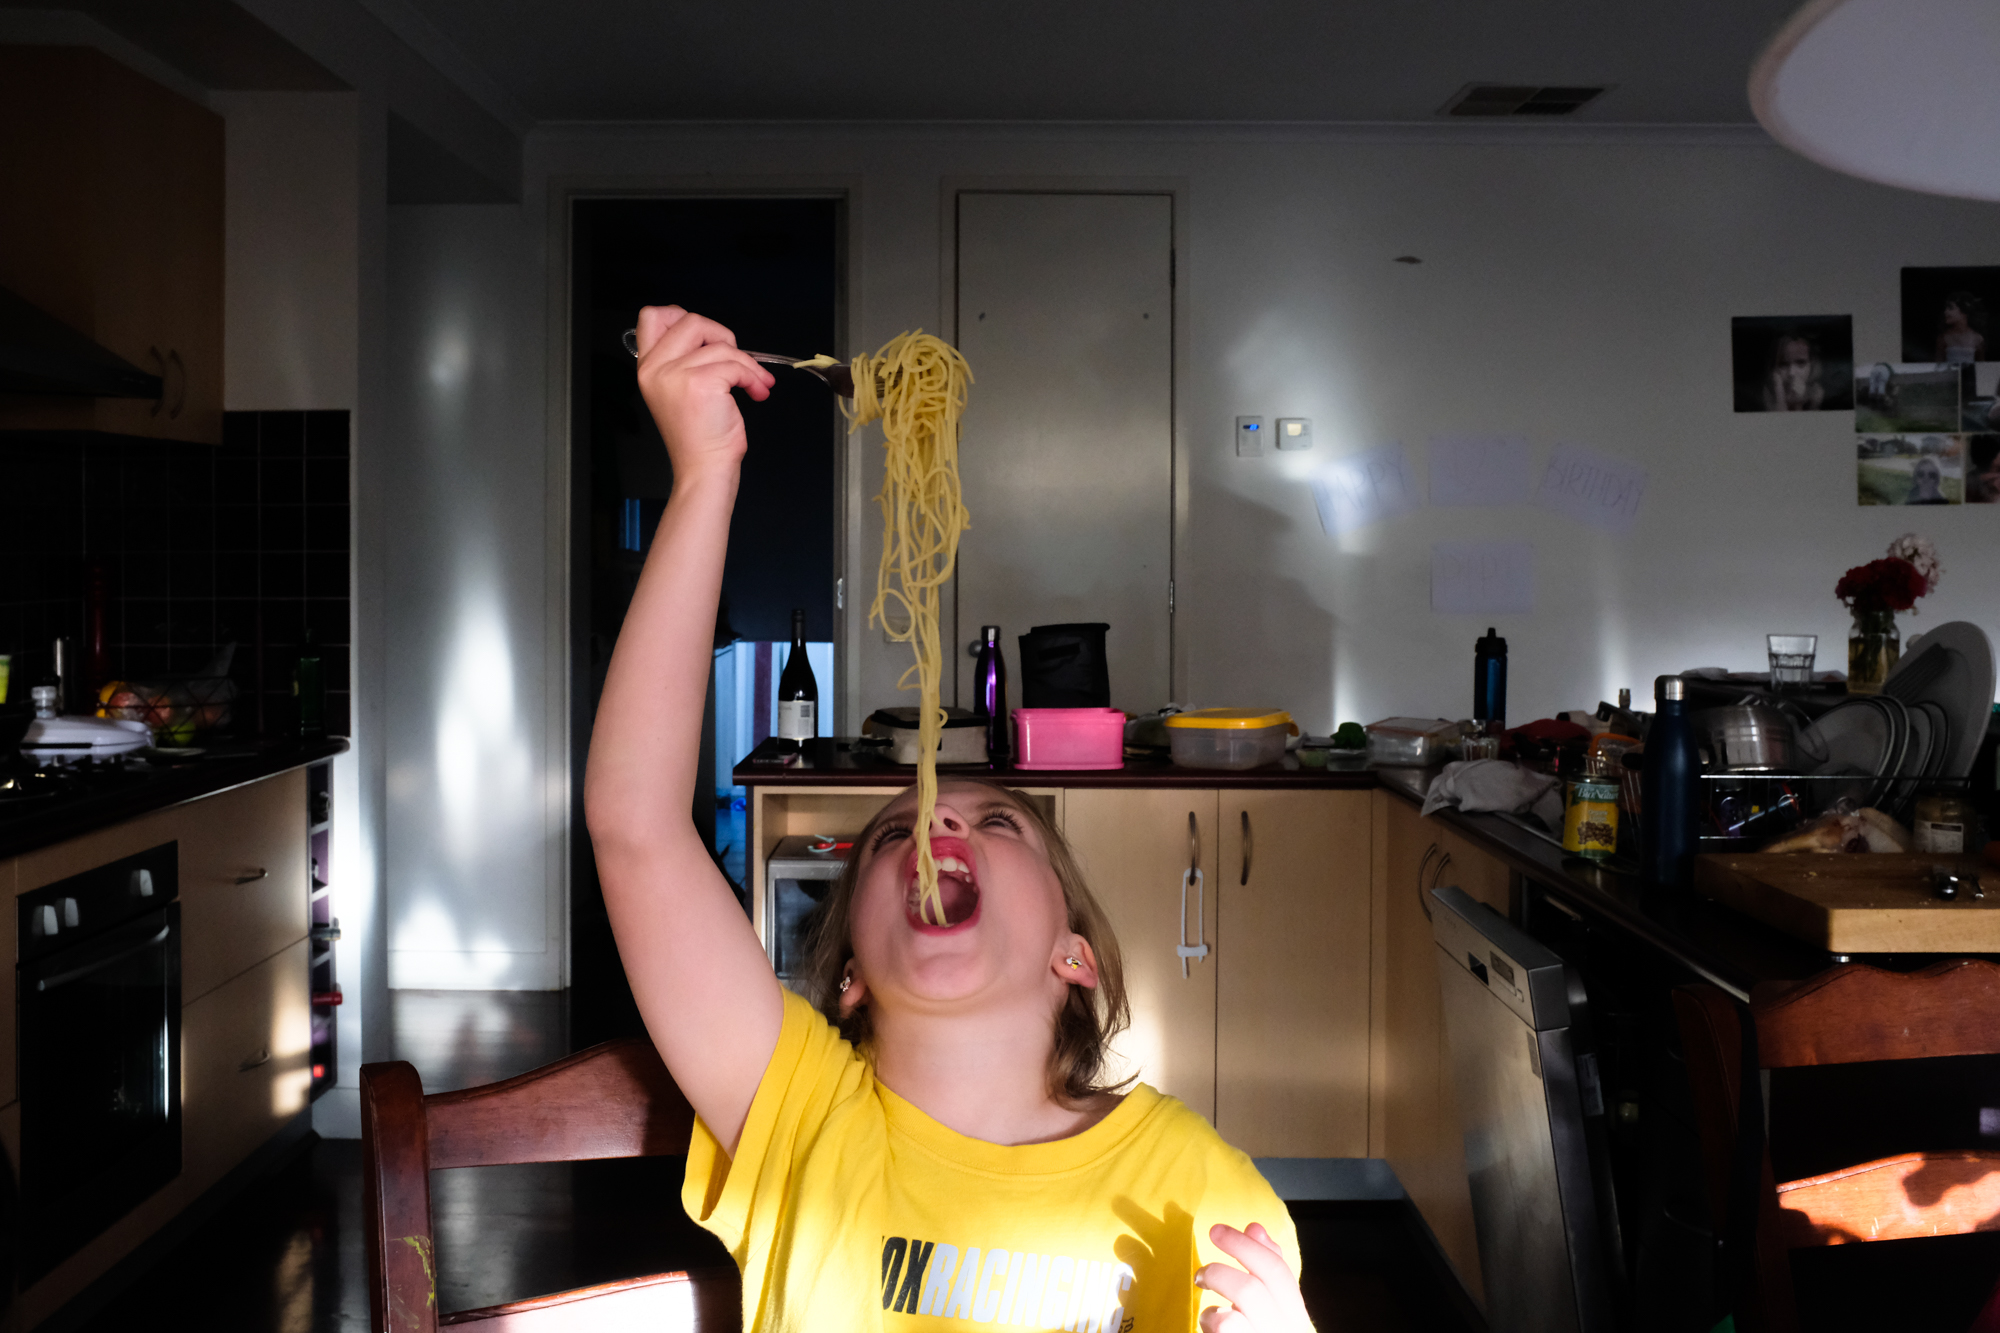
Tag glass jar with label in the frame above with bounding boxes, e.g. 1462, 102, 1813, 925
1563, 756, 1621, 861
1914, 791, 1976, 855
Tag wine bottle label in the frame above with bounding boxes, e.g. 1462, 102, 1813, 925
777, 700, 815, 742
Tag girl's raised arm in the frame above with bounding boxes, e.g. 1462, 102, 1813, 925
583, 305, 782, 1154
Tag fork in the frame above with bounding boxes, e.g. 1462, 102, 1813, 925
622, 328, 855, 398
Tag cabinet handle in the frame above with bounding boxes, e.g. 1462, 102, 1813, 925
1421, 850, 1454, 923
1417, 843, 1439, 921
1177, 867, 1209, 978
235, 867, 269, 885
1240, 809, 1252, 886
1187, 811, 1200, 876
147, 346, 167, 417
239, 1046, 271, 1072
166, 349, 187, 419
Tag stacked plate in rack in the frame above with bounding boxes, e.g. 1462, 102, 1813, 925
1794, 620, 1995, 817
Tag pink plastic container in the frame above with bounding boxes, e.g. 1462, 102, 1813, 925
1012, 707, 1126, 770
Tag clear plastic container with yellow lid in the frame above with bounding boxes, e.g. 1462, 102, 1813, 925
1163, 708, 1297, 770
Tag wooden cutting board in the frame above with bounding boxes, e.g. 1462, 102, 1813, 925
1694, 853, 1998, 952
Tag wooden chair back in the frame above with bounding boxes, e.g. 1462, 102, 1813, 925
361, 1039, 740, 1332
1675, 959, 2000, 1333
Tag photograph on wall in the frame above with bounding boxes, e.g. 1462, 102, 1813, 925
1854, 362, 1962, 433
1901, 266, 2000, 363
1731, 315, 1853, 412
1964, 364, 2000, 432
1969, 435, 2000, 503
1857, 434, 1964, 506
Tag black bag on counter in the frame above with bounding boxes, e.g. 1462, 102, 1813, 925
1017, 623, 1111, 708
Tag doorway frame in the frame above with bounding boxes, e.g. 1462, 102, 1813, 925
544, 175, 862, 987
937, 176, 1193, 708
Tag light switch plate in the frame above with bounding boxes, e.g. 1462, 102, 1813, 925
1235, 416, 1265, 456
1276, 417, 1313, 450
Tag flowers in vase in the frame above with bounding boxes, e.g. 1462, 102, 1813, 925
1836, 534, 1940, 615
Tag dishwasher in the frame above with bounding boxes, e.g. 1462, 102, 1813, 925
1432, 884, 1621, 1333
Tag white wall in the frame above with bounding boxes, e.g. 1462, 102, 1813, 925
381, 121, 2000, 987
382, 203, 560, 989
216, 92, 359, 411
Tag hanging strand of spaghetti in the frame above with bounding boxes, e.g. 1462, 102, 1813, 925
846, 331, 973, 926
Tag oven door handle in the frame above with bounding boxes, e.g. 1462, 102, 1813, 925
34, 922, 171, 992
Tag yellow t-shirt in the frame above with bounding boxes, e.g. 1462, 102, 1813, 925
684, 990, 1300, 1332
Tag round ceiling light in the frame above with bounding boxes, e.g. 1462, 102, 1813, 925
1752, 0, 2000, 202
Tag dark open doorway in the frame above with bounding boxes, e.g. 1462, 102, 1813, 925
568, 196, 842, 1046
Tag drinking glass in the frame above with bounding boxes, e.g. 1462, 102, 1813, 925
1767, 634, 1818, 689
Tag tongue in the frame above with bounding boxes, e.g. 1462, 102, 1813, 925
931, 872, 978, 925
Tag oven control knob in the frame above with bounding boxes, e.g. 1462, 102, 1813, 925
131, 869, 154, 898
36, 904, 57, 937
61, 897, 80, 928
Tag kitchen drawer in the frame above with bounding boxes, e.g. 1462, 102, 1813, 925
179, 770, 308, 1004
182, 936, 310, 1194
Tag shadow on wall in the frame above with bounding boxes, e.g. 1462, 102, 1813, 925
1194, 485, 1335, 733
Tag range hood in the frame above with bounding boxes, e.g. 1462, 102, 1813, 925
0, 287, 162, 399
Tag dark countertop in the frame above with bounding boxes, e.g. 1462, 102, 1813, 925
1372, 766, 1828, 998
0, 736, 349, 861
733, 736, 1378, 788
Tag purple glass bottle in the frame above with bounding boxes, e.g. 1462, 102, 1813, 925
973, 624, 1009, 764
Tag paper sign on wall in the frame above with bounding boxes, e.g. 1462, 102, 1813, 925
1432, 541, 1535, 615
1310, 443, 1420, 535
1428, 435, 1533, 507
1534, 443, 1648, 535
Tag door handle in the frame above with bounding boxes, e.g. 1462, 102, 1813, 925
235, 868, 269, 885
166, 349, 187, 419
1417, 843, 1439, 921
1239, 809, 1252, 886
1187, 811, 1200, 876
1422, 850, 1454, 922
239, 1046, 271, 1072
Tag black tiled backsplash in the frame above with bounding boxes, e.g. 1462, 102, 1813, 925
0, 411, 351, 737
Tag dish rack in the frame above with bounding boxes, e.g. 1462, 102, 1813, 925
1693, 771, 1976, 852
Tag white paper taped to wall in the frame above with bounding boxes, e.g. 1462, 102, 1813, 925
1310, 443, 1420, 535
1432, 541, 1535, 614
1533, 443, 1648, 535
1429, 435, 1533, 507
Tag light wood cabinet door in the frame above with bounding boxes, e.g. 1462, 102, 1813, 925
1377, 792, 1518, 1305
179, 769, 309, 1005
0, 47, 223, 443
1064, 788, 1219, 1120
181, 936, 311, 1193
1215, 789, 1372, 1156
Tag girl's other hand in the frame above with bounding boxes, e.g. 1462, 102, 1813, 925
1196, 1222, 1314, 1332
631, 305, 777, 478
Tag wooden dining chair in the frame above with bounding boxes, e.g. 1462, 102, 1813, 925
1675, 959, 2000, 1333
361, 1039, 741, 1332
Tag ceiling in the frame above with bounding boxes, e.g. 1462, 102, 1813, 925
386, 0, 1808, 124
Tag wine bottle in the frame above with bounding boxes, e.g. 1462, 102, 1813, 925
775, 609, 817, 753
972, 624, 1008, 764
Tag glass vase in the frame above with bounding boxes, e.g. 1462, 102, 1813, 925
1847, 607, 1900, 694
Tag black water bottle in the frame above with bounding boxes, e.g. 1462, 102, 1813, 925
1473, 627, 1508, 734
775, 609, 817, 754
972, 625, 1008, 764
1642, 675, 1701, 887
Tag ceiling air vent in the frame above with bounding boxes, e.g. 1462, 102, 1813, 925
1441, 84, 1609, 117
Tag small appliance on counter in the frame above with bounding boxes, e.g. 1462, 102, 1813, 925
862, 707, 988, 765
22, 713, 150, 759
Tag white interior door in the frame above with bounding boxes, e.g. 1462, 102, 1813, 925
953, 191, 1174, 713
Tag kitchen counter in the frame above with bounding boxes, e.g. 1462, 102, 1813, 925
733, 736, 1378, 788
0, 735, 348, 859
1371, 766, 1827, 998
737, 739, 1830, 997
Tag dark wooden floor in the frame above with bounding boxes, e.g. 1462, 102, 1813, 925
70, 988, 1481, 1332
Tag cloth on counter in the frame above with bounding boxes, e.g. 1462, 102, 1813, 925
1421, 758, 1565, 829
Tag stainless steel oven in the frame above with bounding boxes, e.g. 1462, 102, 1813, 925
17, 842, 181, 1283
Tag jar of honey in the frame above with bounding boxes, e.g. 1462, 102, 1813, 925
1563, 756, 1621, 861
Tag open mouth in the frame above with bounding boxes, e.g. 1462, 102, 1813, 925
904, 837, 981, 931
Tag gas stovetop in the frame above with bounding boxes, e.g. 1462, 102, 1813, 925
0, 753, 184, 816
